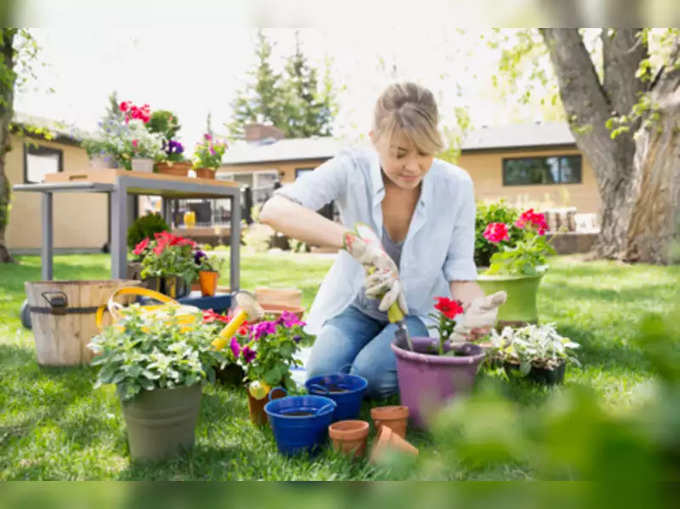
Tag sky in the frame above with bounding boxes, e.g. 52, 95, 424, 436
11, 2, 580, 152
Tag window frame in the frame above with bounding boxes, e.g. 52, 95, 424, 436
23, 143, 64, 184
502, 154, 582, 187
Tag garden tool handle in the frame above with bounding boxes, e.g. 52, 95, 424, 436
268, 386, 288, 402
212, 309, 248, 350
315, 402, 336, 416
308, 384, 330, 396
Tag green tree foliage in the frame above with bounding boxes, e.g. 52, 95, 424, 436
228, 31, 338, 139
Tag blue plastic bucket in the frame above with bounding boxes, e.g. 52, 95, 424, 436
305, 373, 368, 421
264, 392, 337, 456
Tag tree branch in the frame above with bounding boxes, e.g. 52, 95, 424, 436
601, 28, 648, 116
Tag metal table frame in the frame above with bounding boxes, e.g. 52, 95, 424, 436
13, 174, 241, 291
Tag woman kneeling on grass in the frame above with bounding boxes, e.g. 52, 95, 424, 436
260, 82, 495, 398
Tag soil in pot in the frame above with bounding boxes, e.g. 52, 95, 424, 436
370, 405, 409, 438
504, 360, 566, 385
199, 270, 218, 297
329, 420, 370, 459
119, 384, 202, 461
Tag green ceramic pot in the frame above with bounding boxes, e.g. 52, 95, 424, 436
476, 270, 544, 327
119, 384, 202, 461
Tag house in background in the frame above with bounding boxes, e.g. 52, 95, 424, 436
220, 121, 601, 214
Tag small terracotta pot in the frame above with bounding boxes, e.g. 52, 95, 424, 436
328, 420, 370, 459
247, 386, 286, 426
370, 405, 409, 438
155, 161, 191, 177
195, 167, 216, 179
198, 270, 218, 297
260, 303, 305, 321
369, 425, 418, 464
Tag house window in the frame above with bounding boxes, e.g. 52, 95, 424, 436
24, 143, 63, 183
502, 155, 582, 186
295, 168, 314, 179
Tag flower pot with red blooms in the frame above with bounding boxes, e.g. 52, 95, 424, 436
391, 297, 485, 429
476, 208, 556, 328
137, 231, 200, 298
484, 323, 580, 386
192, 133, 227, 179
228, 310, 311, 424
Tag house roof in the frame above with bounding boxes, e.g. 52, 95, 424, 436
220, 122, 576, 166
11, 112, 91, 146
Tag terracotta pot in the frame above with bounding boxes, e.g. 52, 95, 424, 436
198, 270, 218, 297
369, 425, 419, 464
195, 167, 216, 179
260, 303, 305, 321
255, 287, 302, 308
329, 420, 369, 459
155, 161, 191, 177
247, 386, 286, 426
370, 405, 409, 438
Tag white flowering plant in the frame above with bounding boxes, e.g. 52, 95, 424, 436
88, 306, 229, 401
485, 323, 580, 374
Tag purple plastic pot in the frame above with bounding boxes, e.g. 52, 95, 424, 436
391, 336, 485, 429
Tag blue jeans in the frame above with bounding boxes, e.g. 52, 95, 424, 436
305, 305, 428, 398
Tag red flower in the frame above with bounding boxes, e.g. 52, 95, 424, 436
119, 101, 130, 112
202, 309, 230, 324
132, 237, 149, 256
434, 297, 464, 320
516, 209, 548, 235
483, 222, 510, 244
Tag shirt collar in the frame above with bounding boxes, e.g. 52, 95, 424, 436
369, 149, 432, 211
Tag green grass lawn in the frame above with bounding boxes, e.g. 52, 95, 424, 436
0, 252, 678, 480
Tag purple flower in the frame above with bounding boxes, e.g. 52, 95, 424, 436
242, 345, 256, 363
194, 250, 207, 264
209, 147, 216, 156
204, 133, 212, 140
230, 337, 241, 358
252, 321, 277, 340
293, 335, 302, 343
280, 311, 304, 328
166, 139, 184, 154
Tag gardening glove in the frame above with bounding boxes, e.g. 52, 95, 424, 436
343, 223, 408, 315
453, 291, 507, 340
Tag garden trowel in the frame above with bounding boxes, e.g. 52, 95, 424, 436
211, 291, 264, 351
353, 223, 414, 351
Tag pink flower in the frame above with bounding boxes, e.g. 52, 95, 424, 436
516, 209, 548, 236
252, 321, 277, 340
132, 139, 138, 148
132, 237, 149, 256
230, 337, 241, 358
278, 310, 304, 328
483, 222, 510, 244
119, 101, 130, 112
204, 133, 212, 140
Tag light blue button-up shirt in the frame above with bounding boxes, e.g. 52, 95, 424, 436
273, 144, 478, 335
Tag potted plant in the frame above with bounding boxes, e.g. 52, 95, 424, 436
146, 110, 191, 176
79, 92, 134, 168
232, 311, 310, 425
192, 133, 227, 179
475, 208, 556, 327
391, 296, 486, 429
485, 323, 580, 385
81, 137, 118, 168
113, 100, 165, 172
127, 213, 170, 281
137, 231, 199, 298
202, 309, 249, 386
194, 251, 227, 297
88, 306, 229, 461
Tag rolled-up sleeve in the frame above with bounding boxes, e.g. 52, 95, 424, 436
442, 175, 478, 281
273, 150, 350, 211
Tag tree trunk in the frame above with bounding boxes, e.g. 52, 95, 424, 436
0, 29, 16, 263
540, 29, 680, 263
625, 41, 680, 264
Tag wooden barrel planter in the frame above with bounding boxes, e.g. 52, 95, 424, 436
24, 280, 141, 366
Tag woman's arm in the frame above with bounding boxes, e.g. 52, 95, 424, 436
259, 195, 348, 249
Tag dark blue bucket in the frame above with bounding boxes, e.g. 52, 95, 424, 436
305, 373, 368, 421
264, 391, 337, 456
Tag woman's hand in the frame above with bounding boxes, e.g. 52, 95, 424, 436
343, 226, 408, 315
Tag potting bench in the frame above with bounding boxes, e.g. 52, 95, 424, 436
14, 170, 242, 326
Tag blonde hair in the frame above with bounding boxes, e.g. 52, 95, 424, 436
372, 82, 444, 155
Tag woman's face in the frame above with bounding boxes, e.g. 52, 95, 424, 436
372, 129, 434, 191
